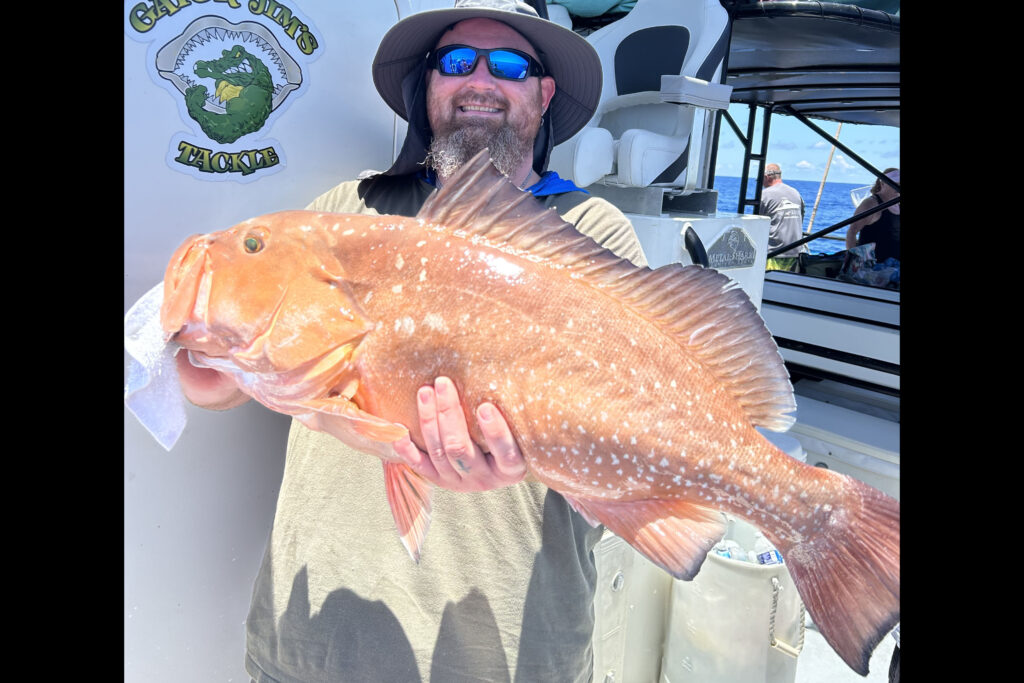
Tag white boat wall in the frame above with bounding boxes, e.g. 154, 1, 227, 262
124, 1, 898, 681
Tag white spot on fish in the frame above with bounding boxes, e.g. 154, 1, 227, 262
395, 254, 405, 270
659, 458, 669, 468
392, 284, 403, 294
419, 269, 427, 282
416, 240, 427, 247
482, 253, 524, 281
394, 317, 415, 335
342, 228, 354, 236
423, 313, 447, 333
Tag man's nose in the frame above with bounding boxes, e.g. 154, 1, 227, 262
463, 59, 498, 87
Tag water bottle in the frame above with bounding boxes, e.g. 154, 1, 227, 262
752, 534, 784, 565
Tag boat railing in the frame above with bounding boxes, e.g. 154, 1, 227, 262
767, 194, 901, 259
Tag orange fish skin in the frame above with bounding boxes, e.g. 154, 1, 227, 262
160, 151, 898, 677
337, 214, 804, 510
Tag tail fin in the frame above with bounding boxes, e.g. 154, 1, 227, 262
770, 473, 899, 676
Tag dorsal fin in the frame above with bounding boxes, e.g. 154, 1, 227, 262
417, 150, 795, 431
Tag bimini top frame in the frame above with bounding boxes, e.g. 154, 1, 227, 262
710, 0, 899, 249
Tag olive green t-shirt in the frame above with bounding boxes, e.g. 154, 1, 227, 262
244, 172, 645, 683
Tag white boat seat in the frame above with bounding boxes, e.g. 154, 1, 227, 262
550, 0, 732, 191
545, 2, 573, 30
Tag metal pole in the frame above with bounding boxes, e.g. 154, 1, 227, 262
768, 194, 900, 258
807, 123, 842, 233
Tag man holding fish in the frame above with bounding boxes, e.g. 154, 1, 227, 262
176, 1, 649, 681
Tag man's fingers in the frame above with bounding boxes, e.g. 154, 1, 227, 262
401, 378, 525, 492
477, 403, 526, 483
433, 377, 485, 474
392, 433, 439, 481
415, 384, 461, 482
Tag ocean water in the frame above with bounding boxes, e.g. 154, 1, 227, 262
713, 176, 868, 255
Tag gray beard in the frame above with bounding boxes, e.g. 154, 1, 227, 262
426, 123, 528, 183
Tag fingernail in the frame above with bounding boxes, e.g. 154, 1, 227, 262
418, 387, 432, 404
478, 404, 493, 421
435, 377, 450, 397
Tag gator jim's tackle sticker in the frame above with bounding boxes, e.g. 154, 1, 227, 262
125, 0, 323, 183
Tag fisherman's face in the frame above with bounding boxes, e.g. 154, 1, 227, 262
426, 18, 556, 180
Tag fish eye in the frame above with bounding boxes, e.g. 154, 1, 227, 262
244, 234, 264, 253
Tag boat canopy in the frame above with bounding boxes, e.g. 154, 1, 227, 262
722, 1, 900, 128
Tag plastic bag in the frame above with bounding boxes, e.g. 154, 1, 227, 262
838, 243, 900, 289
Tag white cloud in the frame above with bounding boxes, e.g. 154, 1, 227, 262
832, 155, 855, 171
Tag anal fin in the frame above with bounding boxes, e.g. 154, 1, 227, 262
570, 496, 727, 580
384, 462, 434, 563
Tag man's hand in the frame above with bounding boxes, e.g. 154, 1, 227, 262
392, 376, 526, 492
174, 349, 251, 410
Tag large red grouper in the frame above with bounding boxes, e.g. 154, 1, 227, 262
161, 149, 899, 676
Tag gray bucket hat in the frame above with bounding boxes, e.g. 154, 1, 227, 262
372, 0, 603, 148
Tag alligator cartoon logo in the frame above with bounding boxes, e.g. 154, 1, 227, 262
185, 44, 274, 144
154, 16, 304, 143
127, 6, 321, 181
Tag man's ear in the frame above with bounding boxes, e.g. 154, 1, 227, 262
540, 76, 556, 113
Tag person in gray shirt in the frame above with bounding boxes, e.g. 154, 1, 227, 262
758, 163, 807, 270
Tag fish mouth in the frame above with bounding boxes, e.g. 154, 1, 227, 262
160, 235, 212, 344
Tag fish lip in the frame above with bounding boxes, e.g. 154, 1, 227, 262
160, 236, 211, 342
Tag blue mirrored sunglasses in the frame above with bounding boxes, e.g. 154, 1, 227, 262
430, 44, 545, 81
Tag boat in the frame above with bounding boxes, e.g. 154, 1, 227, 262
723, 0, 900, 502
123, 2, 898, 681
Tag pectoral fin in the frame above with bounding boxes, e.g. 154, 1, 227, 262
384, 462, 434, 562
292, 396, 409, 459
567, 496, 727, 580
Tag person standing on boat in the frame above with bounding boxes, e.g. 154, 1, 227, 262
171, 2, 647, 681
758, 163, 808, 271
846, 168, 900, 262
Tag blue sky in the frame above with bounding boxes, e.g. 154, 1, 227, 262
713, 104, 900, 185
